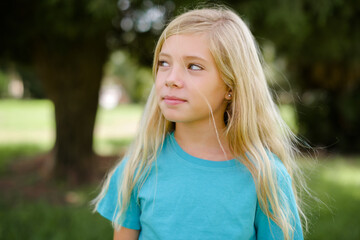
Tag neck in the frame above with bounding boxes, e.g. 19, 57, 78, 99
174, 120, 232, 161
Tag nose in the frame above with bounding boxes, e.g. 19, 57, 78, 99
165, 65, 184, 88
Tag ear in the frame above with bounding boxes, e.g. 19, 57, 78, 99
225, 90, 232, 101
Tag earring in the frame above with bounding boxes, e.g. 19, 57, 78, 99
226, 93, 232, 100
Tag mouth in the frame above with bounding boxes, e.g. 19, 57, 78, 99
162, 96, 187, 105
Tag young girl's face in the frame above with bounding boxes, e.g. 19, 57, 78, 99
155, 33, 229, 126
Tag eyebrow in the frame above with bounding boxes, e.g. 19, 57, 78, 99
159, 52, 208, 63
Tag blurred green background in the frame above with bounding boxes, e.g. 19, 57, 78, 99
0, 0, 359, 239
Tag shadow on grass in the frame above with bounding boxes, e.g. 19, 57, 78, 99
0, 143, 50, 173
0, 197, 113, 240
0, 142, 115, 240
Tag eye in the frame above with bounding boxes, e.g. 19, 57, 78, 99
158, 60, 170, 67
188, 64, 203, 71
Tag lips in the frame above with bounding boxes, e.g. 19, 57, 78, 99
162, 96, 187, 105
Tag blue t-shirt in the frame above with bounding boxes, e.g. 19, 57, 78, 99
97, 133, 303, 239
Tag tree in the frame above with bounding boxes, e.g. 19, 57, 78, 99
0, 0, 117, 182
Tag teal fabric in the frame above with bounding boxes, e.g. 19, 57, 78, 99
97, 133, 303, 239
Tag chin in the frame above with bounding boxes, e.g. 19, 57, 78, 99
162, 114, 182, 123
161, 111, 187, 123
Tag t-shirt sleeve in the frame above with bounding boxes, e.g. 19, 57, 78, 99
254, 155, 303, 240
96, 158, 141, 230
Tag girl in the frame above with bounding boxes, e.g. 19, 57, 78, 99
93, 7, 306, 240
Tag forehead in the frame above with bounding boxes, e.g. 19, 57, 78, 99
160, 33, 212, 59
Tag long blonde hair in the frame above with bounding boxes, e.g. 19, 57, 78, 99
93, 7, 307, 239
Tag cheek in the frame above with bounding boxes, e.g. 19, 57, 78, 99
199, 80, 227, 99
205, 86, 227, 108
155, 70, 167, 85
155, 75, 163, 93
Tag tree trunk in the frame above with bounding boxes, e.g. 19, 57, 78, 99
33, 37, 108, 183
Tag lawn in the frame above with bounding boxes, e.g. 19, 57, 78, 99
302, 157, 360, 239
0, 99, 359, 239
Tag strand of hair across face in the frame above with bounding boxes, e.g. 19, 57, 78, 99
206, 97, 229, 160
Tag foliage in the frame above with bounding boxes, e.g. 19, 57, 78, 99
105, 51, 153, 103
0, 0, 117, 62
244, 0, 360, 153
0, 69, 9, 98
108, 0, 176, 66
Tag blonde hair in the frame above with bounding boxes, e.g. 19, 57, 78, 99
93, 7, 307, 239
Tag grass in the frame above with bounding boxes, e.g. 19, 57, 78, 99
0, 99, 142, 156
0, 99, 360, 239
0, 199, 113, 240
0, 100, 55, 145
0, 143, 49, 173
94, 105, 142, 155
304, 157, 360, 240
